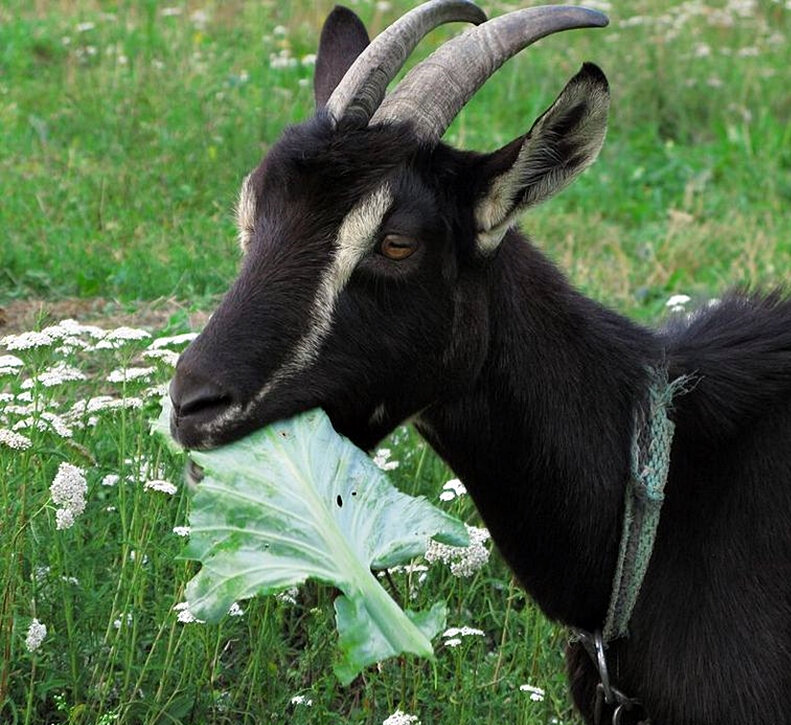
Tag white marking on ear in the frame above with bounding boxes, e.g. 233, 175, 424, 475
235, 173, 256, 252
474, 72, 609, 254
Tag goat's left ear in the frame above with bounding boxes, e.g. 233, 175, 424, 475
314, 6, 370, 110
474, 63, 610, 254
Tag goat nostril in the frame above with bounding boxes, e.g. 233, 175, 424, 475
172, 379, 232, 420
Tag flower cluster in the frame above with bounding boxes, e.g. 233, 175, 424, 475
438, 477, 466, 502
383, 710, 420, 725
425, 524, 491, 577
519, 683, 546, 702
442, 625, 485, 648
50, 462, 88, 530
373, 447, 399, 471
25, 618, 47, 652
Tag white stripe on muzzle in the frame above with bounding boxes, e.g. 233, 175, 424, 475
198, 182, 394, 439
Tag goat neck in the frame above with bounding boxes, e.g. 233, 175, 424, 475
416, 230, 660, 630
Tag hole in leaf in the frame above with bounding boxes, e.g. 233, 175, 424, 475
336, 494, 343, 507
351, 490, 357, 497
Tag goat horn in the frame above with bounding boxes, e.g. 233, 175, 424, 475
370, 5, 609, 140
325, 0, 487, 128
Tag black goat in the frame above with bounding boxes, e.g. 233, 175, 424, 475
170, 2, 791, 722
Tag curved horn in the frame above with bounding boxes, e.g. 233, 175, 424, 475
371, 5, 609, 140
325, 0, 486, 128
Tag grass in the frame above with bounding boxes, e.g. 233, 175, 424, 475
1, 0, 790, 723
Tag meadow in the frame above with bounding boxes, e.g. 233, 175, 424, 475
1, 0, 789, 723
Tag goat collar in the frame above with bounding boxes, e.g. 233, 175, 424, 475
573, 366, 687, 723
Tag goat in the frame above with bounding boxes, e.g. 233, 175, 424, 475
169, 2, 791, 722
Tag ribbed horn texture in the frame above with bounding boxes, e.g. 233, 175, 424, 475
371, 5, 608, 140
325, 0, 486, 128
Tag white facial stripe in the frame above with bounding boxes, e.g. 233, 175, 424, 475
250, 182, 392, 404
236, 173, 256, 251
201, 182, 395, 434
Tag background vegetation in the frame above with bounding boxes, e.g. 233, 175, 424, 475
1, 0, 789, 723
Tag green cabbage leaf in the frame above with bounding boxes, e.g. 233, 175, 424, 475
153, 401, 468, 683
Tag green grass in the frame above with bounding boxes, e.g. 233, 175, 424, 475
1, 0, 790, 723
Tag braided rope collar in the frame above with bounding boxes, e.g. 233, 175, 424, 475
573, 367, 687, 723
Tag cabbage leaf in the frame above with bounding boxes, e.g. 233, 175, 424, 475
154, 401, 468, 683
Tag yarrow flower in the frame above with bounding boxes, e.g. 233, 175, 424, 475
0, 354, 24, 376
373, 447, 399, 471
144, 479, 177, 495
149, 332, 198, 349
665, 294, 691, 313
439, 478, 466, 502
50, 462, 88, 529
383, 710, 420, 725
290, 694, 313, 707
21, 362, 86, 389
425, 524, 491, 577
107, 366, 156, 383
25, 618, 47, 652
442, 625, 485, 648
519, 684, 546, 702
172, 525, 191, 537
0, 428, 32, 450
173, 601, 205, 624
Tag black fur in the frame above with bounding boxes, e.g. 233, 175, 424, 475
170, 7, 791, 723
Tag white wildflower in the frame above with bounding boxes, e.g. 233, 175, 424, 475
376, 1, 392, 10
665, 294, 691, 313
161, 7, 183, 16
444, 637, 462, 648
0, 428, 32, 450
107, 366, 156, 383
0, 354, 23, 369
144, 479, 177, 495
150, 332, 198, 349
14, 412, 72, 439
76, 21, 95, 32
1, 329, 57, 350
55, 508, 76, 530
425, 524, 491, 577
102, 474, 120, 487
172, 525, 191, 537
443, 626, 485, 638
142, 349, 179, 366
300, 53, 317, 66
273, 24, 287, 36
228, 602, 244, 617
373, 447, 399, 471
439, 478, 466, 502
21, 362, 86, 389
290, 694, 313, 706
383, 710, 420, 725
113, 612, 133, 629
277, 587, 299, 605
25, 619, 47, 652
519, 684, 546, 702
173, 601, 205, 624
50, 463, 87, 515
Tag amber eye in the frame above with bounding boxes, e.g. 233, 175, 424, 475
380, 234, 418, 261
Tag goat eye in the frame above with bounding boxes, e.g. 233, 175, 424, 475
379, 234, 418, 260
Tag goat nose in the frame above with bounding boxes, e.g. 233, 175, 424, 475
169, 375, 231, 420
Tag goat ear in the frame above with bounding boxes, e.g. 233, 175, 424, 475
474, 63, 610, 253
314, 5, 370, 110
